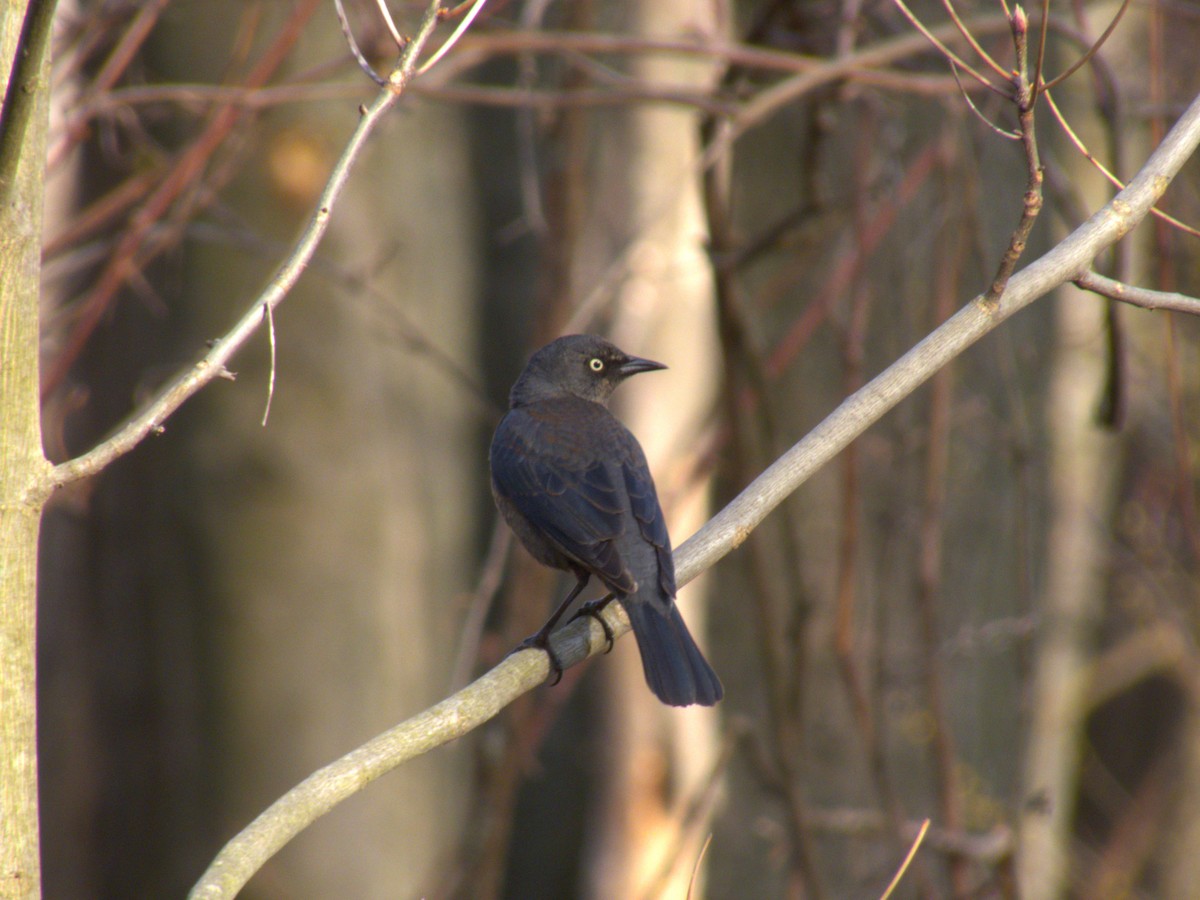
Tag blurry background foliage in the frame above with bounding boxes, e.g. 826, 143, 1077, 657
22, 0, 1200, 897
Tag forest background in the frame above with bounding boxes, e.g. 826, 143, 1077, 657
3, 0, 1200, 897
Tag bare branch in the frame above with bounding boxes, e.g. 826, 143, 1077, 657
950, 59, 1020, 139
41, 1, 324, 398
685, 88, 1200, 582
701, 13, 1015, 170
938, 0, 1009, 78
803, 808, 1010, 863
417, 0, 488, 75
374, 0, 407, 48
187, 602, 619, 900
983, 5, 1045, 307
1031, 0, 1051, 104
1041, 0, 1132, 93
880, 820, 931, 900
260, 303, 276, 427
189, 88, 1200, 900
890, 0, 1004, 91
1074, 271, 1200, 315
1043, 88, 1200, 238
46, 0, 171, 168
49, 1, 459, 489
334, 0, 388, 87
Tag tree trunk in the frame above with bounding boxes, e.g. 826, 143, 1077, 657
0, 2, 54, 895
173, 12, 482, 893
570, 1, 724, 896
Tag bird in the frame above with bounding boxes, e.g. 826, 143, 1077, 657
489, 334, 723, 707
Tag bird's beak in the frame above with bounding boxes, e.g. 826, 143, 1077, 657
618, 355, 668, 376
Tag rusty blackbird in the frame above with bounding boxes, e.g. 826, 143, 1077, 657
490, 334, 723, 706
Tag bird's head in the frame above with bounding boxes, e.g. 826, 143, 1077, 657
509, 334, 667, 407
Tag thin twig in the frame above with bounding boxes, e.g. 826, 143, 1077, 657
440, 0, 481, 16
443, 27, 985, 81
50, 0, 460, 489
1031, 0, 1051, 104
417, 0, 489, 75
1043, 89, 1200, 238
1041, 0, 1132, 92
1074, 271, 1200, 315
447, 523, 512, 692
805, 807, 1008, 861
41, 0, 324, 399
374, 0, 406, 47
685, 834, 715, 900
702, 13, 1015, 170
765, 143, 941, 379
427, 82, 736, 115
939, 0, 1009, 78
334, 0, 388, 87
891, 0, 1003, 91
46, 0, 171, 168
42, 169, 159, 261
260, 303, 276, 426
173, 214, 495, 413
950, 59, 1020, 139
983, 6, 1044, 307
879, 820, 931, 900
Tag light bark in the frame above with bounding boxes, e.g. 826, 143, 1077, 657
0, 2, 55, 894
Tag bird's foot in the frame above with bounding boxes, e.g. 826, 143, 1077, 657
570, 595, 616, 653
511, 629, 565, 685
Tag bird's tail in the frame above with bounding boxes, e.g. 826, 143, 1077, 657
622, 597, 723, 706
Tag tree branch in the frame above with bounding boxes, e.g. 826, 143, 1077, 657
189, 88, 1200, 900
701, 13, 1016, 170
47, 1, 453, 489
0, 0, 57, 208
983, 6, 1045, 307
1074, 270, 1200, 316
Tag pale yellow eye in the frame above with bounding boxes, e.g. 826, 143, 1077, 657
589, 358, 605, 372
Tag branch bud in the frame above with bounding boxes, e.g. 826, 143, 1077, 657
1012, 5, 1028, 34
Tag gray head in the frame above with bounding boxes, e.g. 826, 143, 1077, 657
509, 334, 667, 408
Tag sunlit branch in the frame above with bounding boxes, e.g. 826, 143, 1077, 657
49, 0, 466, 489
1074, 271, 1200, 316
189, 87, 1200, 900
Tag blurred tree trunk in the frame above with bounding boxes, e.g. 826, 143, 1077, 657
1018, 9, 1148, 893
695, 12, 1053, 896
567, 2, 725, 897
1164, 694, 1200, 894
1148, 7, 1200, 893
174, 10, 482, 897
36, 3, 482, 897
1017, 285, 1121, 898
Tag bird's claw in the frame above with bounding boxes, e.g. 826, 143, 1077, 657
511, 631, 565, 685
571, 597, 616, 653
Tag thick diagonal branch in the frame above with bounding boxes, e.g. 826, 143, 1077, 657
190, 88, 1200, 900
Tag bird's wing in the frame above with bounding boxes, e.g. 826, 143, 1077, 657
491, 409, 636, 594
621, 447, 677, 598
